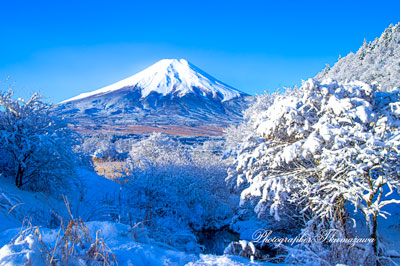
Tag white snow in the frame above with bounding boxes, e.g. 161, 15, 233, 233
226, 76, 400, 265
4, 21, 400, 266
316, 22, 400, 92
61, 59, 244, 103
0, 221, 284, 266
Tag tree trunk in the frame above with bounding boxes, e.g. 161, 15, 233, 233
371, 213, 380, 266
15, 164, 23, 188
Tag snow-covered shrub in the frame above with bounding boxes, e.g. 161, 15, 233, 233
93, 143, 128, 162
81, 133, 139, 162
224, 93, 276, 159
80, 134, 112, 156
224, 91, 302, 236
120, 133, 234, 251
4, 217, 117, 265
0, 89, 84, 194
226, 78, 400, 265
82, 134, 128, 162
224, 240, 265, 261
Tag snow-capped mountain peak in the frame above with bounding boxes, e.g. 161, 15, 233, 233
62, 59, 245, 103
58, 59, 251, 130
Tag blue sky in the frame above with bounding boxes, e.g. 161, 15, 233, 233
1, 0, 399, 103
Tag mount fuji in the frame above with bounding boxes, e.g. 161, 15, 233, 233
58, 59, 251, 136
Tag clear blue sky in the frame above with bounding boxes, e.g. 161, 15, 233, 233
1, 0, 399, 103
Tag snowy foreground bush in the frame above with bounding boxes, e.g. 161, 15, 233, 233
226, 78, 400, 265
0, 90, 85, 195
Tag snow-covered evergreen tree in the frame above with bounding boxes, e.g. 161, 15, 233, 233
226, 78, 400, 265
316, 23, 400, 92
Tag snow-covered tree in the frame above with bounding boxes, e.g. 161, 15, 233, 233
0, 89, 84, 194
120, 133, 234, 251
80, 133, 129, 161
316, 23, 400, 92
80, 133, 114, 157
226, 78, 400, 265
223, 92, 276, 165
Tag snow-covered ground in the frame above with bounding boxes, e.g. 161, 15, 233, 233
0, 168, 284, 266
0, 221, 286, 266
